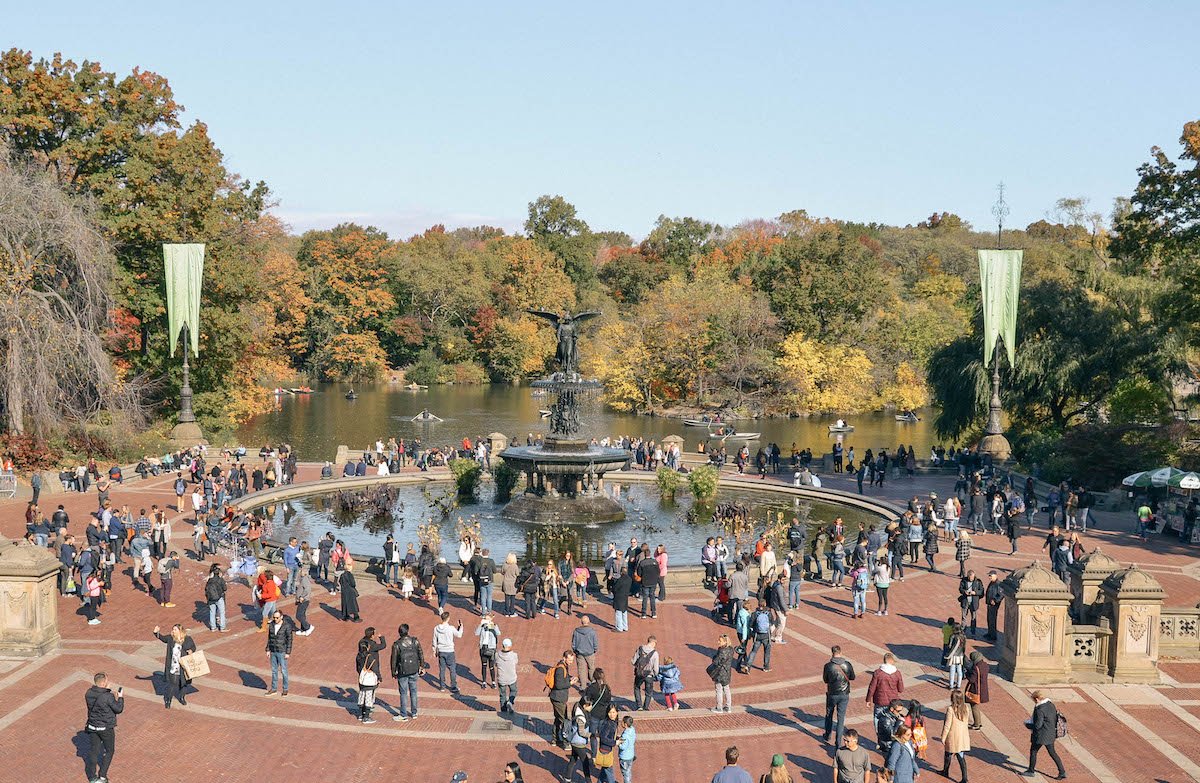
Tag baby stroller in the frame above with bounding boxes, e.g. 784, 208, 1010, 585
711, 576, 731, 620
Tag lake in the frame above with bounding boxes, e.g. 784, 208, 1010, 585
236, 382, 939, 462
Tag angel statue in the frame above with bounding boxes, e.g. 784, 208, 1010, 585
527, 310, 601, 377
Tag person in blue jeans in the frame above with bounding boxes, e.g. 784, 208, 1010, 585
617, 714, 636, 782
282, 537, 300, 596
745, 608, 773, 672
787, 553, 804, 609
264, 609, 292, 695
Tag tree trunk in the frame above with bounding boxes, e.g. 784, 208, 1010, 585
6, 338, 24, 434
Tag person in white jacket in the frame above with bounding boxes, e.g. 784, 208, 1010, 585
432, 613, 463, 692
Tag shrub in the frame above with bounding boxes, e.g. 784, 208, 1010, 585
449, 458, 483, 498
687, 464, 720, 501
493, 460, 520, 502
655, 465, 681, 497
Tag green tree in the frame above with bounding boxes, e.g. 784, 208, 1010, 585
640, 215, 721, 270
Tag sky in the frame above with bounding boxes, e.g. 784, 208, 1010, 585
6, 1, 1199, 240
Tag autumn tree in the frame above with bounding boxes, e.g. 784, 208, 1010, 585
776, 332, 874, 413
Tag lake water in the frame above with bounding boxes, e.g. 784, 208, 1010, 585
251, 480, 883, 567
236, 382, 939, 462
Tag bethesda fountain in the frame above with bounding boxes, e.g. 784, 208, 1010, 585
499, 309, 630, 523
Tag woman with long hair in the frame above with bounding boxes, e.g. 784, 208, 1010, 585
355, 626, 386, 724
594, 704, 620, 783
709, 634, 735, 714
340, 561, 362, 622
153, 623, 196, 708
940, 688, 971, 781
760, 754, 793, 783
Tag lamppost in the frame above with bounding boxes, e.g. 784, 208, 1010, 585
977, 183, 1022, 462
165, 243, 206, 448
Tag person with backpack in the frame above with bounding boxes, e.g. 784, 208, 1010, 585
631, 636, 660, 710
745, 603, 773, 672
547, 651, 577, 748
519, 560, 541, 620
389, 623, 426, 721
636, 545, 660, 618
822, 645, 855, 748
474, 548, 497, 615
205, 563, 227, 632
156, 550, 179, 608
474, 612, 501, 690
734, 599, 753, 674
1024, 690, 1067, 779
564, 694, 595, 782
849, 564, 870, 619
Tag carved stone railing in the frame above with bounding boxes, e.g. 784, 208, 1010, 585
1065, 622, 1113, 681
1160, 606, 1200, 658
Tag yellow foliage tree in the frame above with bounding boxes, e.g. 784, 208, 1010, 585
315, 332, 389, 382
776, 332, 874, 413
486, 236, 575, 315
876, 361, 930, 410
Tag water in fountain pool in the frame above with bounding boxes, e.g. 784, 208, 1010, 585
253, 481, 886, 566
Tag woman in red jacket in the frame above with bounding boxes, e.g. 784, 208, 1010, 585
256, 569, 281, 631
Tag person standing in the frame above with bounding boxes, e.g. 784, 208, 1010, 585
339, 562, 362, 622
636, 546, 659, 618
390, 623, 426, 721
294, 566, 314, 636
428, 612, 461, 693
959, 570, 983, 637
885, 724, 920, 783
474, 612, 501, 690
571, 615, 599, 685
1024, 691, 1067, 779
834, 729, 871, 783
955, 530, 972, 577
265, 608, 292, 696
204, 563, 227, 632
746, 601, 773, 672
823, 645, 856, 748
548, 650, 577, 748
940, 689, 971, 782
355, 627, 386, 724
728, 561, 749, 624
475, 548, 497, 615
709, 634, 735, 714
965, 651, 990, 730
984, 571, 1004, 641
612, 567, 632, 632
152, 624, 195, 708
84, 672, 124, 783
433, 556, 453, 613
520, 559, 541, 620
631, 636, 660, 710
156, 550, 179, 608
865, 652, 904, 728
283, 537, 301, 596
711, 746, 753, 783
496, 638, 518, 715
617, 714, 637, 783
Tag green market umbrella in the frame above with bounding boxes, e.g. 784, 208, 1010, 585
1167, 472, 1200, 490
1122, 467, 1184, 488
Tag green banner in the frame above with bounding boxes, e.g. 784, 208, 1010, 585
978, 249, 1022, 366
164, 243, 204, 357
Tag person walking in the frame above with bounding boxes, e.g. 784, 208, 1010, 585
873, 557, 891, 615
955, 530, 972, 577
389, 623, 426, 721
264, 608, 292, 696
152, 624, 195, 708
84, 672, 124, 783
885, 724, 920, 783
432, 612, 463, 693
547, 650, 577, 748
711, 746, 753, 783
745, 602, 773, 672
564, 695, 596, 782
940, 689, 971, 782
923, 523, 940, 572
496, 638, 518, 715
865, 652, 904, 727
709, 634, 735, 714
1023, 691, 1067, 779
255, 569, 280, 630
433, 556, 453, 613
834, 729, 871, 783
822, 645, 855, 747
965, 651, 990, 730
571, 615, 599, 685
984, 571, 1003, 641
946, 629, 966, 689
355, 627, 386, 724
631, 636, 660, 710
204, 563, 227, 632
501, 552, 519, 616
729, 561, 749, 624
959, 570, 983, 637
340, 562, 362, 622
583, 669, 612, 752
474, 612, 501, 690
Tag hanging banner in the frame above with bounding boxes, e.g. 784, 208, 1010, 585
978, 249, 1022, 366
164, 243, 205, 357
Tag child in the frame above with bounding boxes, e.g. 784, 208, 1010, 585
400, 566, 414, 600
941, 617, 957, 665
712, 576, 730, 620
906, 699, 929, 760
617, 715, 636, 783
657, 656, 682, 710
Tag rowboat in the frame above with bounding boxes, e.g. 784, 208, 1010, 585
828, 425, 854, 433
714, 432, 760, 441
895, 414, 920, 423
411, 409, 443, 422
345, 391, 358, 400
683, 418, 725, 427
404, 383, 427, 390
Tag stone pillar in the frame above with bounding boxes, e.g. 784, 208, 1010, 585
1069, 547, 1120, 624
999, 561, 1072, 684
1100, 565, 1164, 683
488, 433, 508, 465
0, 537, 62, 657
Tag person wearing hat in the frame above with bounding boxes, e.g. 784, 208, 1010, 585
760, 754, 793, 783
496, 637, 519, 714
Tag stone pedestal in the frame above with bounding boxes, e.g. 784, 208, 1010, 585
488, 433, 508, 465
977, 433, 1012, 462
999, 561, 1072, 684
1069, 547, 1120, 624
1100, 565, 1164, 683
0, 537, 62, 657
168, 420, 206, 452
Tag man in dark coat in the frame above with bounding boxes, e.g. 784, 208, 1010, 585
984, 571, 1004, 641
636, 547, 659, 618
84, 672, 124, 782
959, 570, 983, 636
612, 567, 632, 632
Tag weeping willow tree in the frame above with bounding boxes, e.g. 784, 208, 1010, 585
0, 149, 142, 435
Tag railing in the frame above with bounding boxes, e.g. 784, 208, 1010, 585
0, 472, 15, 499
1160, 607, 1200, 657
1065, 622, 1113, 678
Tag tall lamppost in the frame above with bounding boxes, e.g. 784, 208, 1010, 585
977, 183, 1022, 461
164, 243, 206, 448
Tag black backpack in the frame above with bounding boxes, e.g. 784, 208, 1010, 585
397, 637, 422, 675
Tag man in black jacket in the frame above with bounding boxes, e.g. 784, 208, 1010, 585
612, 567, 632, 632
84, 672, 124, 783
984, 571, 1004, 641
959, 570, 984, 637
474, 548, 497, 616
1024, 691, 1067, 779
548, 650, 577, 748
822, 645, 855, 748
265, 609, 293, 696
390, 623, 426, 721
636, 546, 659, 618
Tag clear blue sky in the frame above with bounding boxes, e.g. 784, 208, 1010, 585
8, 1, 1199, 239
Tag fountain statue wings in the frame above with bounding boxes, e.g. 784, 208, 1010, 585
527, 310, 601, 376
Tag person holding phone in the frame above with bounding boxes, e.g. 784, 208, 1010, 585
84, 672, 124, 783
